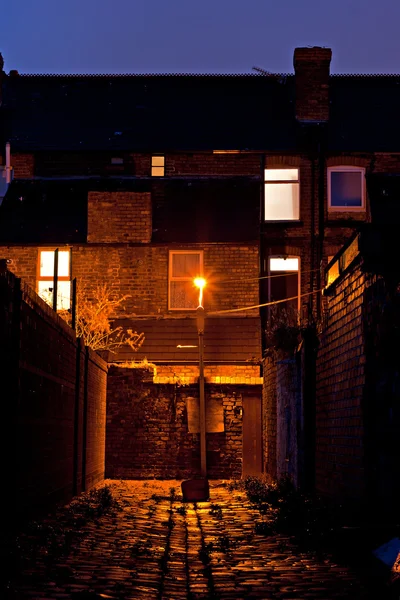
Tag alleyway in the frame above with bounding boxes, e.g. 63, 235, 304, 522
3, 480, 387, 599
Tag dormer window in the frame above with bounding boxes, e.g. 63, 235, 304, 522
152, 155, 165, 177
328, 166, 365, 211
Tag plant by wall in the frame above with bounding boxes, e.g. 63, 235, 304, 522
265, 304, 318, 357
60, 282, 145, 353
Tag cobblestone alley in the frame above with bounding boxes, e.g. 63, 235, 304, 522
2, 480, 388, 599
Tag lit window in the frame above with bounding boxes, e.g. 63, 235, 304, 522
264, 168, 300, 221
38, 249, 71, 310
152, 155, 165, 176
269, 256, 300, 312
169, 251, 203, 310
328, 166, 365, 211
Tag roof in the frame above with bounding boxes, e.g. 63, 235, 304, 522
0, 176, 259, 244
153, 178, 260, 243
113, 316, 262, 364
329, 76, 400, 151
1, 74, 296, 152
0, 177, 150, 244
3, 71, 400, 153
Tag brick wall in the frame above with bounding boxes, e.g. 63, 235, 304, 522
294, 47, 332, 122
262, 354, 277, 481
106, 366, 257, 479
2, 242, 259, 319
316, 258, 368, 500
12, 153, 35, 178
87, 191, 152, 243
165, 153, 260, 176
154, 364, 261, 384
0, 267, 107, 525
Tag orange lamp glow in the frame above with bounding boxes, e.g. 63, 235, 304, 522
194, 277, 206, 307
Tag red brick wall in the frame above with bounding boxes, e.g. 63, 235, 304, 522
12, 153, 35, 178
262, 354, 277, 481
34, 152, 150, 177
294, 47, 332, 122
0, 268, 107, 524
166, 153, 260, 176
316, 259, 368, 500
105, 366, 256, 479
84, 350, 108, 490
87, 191, 152, 243
28, 150, 261, 178
1, 243, 259, 319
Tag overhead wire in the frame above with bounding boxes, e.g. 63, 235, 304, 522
215, 267, 321, 283
208, 287, 324, 315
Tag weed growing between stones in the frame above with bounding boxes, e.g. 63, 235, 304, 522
243, 476, 342, 552
1, 484, 122, 597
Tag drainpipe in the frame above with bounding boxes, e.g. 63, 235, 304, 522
5, 142, 11, 184
317, 127, 326, 320
309, 153, 316, 320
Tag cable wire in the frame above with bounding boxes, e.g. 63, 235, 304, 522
208, 287, 324, 315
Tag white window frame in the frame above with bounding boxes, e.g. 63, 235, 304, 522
327, 166, 366, 212
264, 168, 300, 221
268, 255, 301, 312
152, 155, 165, 177
37, 248, 71, 311
168, 250, 204, 311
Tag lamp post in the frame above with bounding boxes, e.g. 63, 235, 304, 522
194, 277, 207, 477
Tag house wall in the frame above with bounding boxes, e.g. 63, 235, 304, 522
0, 266, 107, 525
1, 243, 259, 318
87, 191, 152, 243
106, 366, 258, 479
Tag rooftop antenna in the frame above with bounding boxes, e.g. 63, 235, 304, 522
252, 66, 273, 75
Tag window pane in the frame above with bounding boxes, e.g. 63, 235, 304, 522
265, 168, 299, 182
40, 250, 69, 277
265, 183, 299, 220
57, 251, 70, 277
40, 251, 55, 277
151, 166, 164, 176
170, 281, 198, 309
270, 257, 299, 271
330, 171, 362, 208
152, 156, 165, 167
172, 253, 201, 278
38, 280, 71, 310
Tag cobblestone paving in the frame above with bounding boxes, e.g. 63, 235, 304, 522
4, 480, 384, 599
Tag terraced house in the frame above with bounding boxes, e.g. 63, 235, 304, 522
1, 47, 400, 486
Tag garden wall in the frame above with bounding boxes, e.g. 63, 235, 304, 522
0, 264, 108, 526
105, 366, 258, 479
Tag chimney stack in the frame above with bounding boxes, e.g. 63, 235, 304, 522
0, 53, 4, 107
293, 47, 332, 123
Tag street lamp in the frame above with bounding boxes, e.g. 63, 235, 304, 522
194, 277, 207, 477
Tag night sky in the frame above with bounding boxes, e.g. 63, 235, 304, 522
1, 0, 400, 75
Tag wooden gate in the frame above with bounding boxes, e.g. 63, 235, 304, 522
242, 393, 263, 476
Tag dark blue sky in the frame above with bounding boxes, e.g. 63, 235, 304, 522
1, 0, 400, 75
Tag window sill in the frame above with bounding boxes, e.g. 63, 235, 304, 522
262, 220, 303, 227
